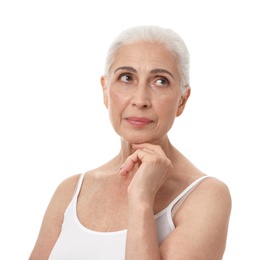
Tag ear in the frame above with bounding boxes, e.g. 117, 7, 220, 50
176, 86, 191, 117
100, 76, 108, 108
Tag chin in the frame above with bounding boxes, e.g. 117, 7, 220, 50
121, 134, 158, 145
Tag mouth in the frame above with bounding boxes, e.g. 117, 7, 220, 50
125, 117, 153, 127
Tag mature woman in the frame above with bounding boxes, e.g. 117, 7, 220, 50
29, 25, 231, 259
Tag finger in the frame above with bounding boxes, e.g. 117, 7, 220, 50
119, 152, 141, 176
132, 143, 166, 156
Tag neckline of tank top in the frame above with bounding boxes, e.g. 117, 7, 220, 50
71, 175, 210, 235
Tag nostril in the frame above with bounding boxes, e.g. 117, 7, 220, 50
132, 102, 149, 109
131, 90, 151, 108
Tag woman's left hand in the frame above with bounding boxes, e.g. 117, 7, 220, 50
119, 143, 173, 206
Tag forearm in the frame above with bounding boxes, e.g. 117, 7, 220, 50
125, 201, 161, 260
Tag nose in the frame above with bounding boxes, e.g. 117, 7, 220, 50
131, 85, 151, 109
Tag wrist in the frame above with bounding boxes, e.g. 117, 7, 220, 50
128, 197, 154, 215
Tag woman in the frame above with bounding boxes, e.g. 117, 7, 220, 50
29, 25, 231, 259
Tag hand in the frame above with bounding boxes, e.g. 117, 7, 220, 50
119, 143, 173, 206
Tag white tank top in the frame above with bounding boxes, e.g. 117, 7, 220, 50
49, 173, 209, 260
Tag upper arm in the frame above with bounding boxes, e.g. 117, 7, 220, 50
159, 178, 232, 260
29, 174, 80, 260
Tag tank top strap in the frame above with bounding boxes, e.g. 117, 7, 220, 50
167, 175, 210, 211
73, 173, 85, 200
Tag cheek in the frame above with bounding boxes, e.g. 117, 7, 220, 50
155, 97, 179, 126
108, 90, 128, 113
157, 96, 178, 114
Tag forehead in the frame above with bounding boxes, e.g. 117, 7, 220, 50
110, 41, 179, 74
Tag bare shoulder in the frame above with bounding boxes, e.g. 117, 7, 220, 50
29, 173, 82, 260
44, 173, 82, 215
52, 174, 82, 204
160, 177, 232, 259
176, 176, 232, 227
175, 176, 232, 224
191, 176, 231, 205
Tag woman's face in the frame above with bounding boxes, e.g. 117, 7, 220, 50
101, 41, 190, 145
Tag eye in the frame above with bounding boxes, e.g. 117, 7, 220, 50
154, 77, 169, 87
120, 74, 133, 83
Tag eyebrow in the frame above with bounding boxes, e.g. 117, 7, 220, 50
114, 66, 175, 79
150, 69, 175, 79
114, 66, 137, 74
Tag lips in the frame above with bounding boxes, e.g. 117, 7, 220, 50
125, 117, 153, 127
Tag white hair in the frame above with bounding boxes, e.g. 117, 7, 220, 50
104, 25, 190, 93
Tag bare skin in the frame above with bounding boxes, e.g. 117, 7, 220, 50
29, 41, 231, 259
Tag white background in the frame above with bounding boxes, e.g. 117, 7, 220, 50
0, 0, 261, 259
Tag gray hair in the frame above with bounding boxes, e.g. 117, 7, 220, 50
104, 25, 190, 93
